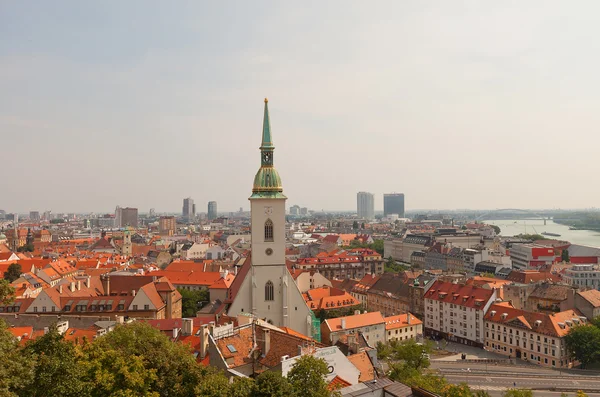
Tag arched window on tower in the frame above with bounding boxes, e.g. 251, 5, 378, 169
264, 219, 274, 242
265, 280, 274, 301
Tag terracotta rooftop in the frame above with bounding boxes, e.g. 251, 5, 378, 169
485, 303, 585, 338
384, 313, 422, 330
347, 351, 375, 382
424, 280, 495, 309
578, 289, 600, 308
325, 311, 386, 332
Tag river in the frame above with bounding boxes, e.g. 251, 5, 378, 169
484, 219, 600, 248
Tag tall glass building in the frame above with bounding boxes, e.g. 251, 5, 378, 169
384, 193, 405, 217
357, 192, 375, 220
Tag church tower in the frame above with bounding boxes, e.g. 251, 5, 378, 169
228, 99, 313, 336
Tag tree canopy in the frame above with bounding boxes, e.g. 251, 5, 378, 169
178, 287, 209, 317
0, 279, 15, 305
564, 324, 600, 368
3, 263, 22, 283
0, 319, 342, 397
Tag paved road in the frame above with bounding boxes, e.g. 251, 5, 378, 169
444, 372, 600, 394
432, 360, 600, 377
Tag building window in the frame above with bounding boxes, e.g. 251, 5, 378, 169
133, 305, 138, 310
265, 280, 274, 301
144, 304, 149, 310
264, 219, 274, 242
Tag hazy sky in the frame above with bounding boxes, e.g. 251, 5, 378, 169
2, 1, 600, 214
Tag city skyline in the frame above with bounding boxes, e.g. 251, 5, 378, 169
3, 2, 600, 212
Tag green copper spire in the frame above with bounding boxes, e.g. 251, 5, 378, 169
261, 98, 274, 150
251, 98, 286, 199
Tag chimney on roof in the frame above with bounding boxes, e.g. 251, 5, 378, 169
102, 275, 110, 296
407, 314, 411, 324
132, 289, 136, 297
341, 318, 346, 329
70, 281, 76, 292
77, 280, 81, 291
182, 318, 193, 336
173, 327, 179, 339
260, 329, 271, 356
59, 285, 63, 294
199, 324, 209, 359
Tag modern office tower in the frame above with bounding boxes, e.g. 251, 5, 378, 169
383, 193, 405, 217
357, 192, 375, 220
159, 216, 176, 236
289, 205, 300, 216
29, 211, 40, 221
208, 201, 218, 220
182, 197, 195, 221
115, 207, 138, 228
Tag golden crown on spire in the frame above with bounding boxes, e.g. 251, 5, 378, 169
264, 98, 268, 103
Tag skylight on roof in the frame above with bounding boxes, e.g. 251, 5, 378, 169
227, 344, 237, 353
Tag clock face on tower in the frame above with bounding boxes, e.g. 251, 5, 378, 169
264, 206, 273, 216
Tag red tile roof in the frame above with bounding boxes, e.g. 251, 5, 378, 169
424, 280, 496, 309
485, 303, 585, 338
151, 270, 222, 286
304, 286, 359, 311
347, 351, 375, 382
328, 375, 351, 391
384, 313, 422, 330
325, 312, 385, 332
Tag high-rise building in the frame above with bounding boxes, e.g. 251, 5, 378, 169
182, 197, 195, 221
357, 192, 375, 220
29, 211, 40, 222
208, 201, 218, 220
289, 205, 300, 216
384, 193, 405, 217
115, 207, 138, 228
159, 216, 176, 236
228, 98, 312, 336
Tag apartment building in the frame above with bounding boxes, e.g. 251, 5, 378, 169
484, 302, 583, 368
321, 311, 386, 346
510, 244, 556, 270
295, 249, 384, 280
563, 264, 600, 290
384, 313, 422, 343
423, 280, 497, 347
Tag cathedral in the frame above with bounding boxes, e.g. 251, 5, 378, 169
227, 99, 313, 337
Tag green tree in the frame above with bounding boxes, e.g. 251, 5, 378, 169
3, 263, 22, 283
0, 279, 15, 305
24, 325, 89, 397
502, 389, 533, 397
85, 322, 208, 397
370, 239, 384, 255
491, 225, 501, 235
253, 371, 294, 397
229, 377, 255, 397
287, 355, 331, 397
376, 341, 393, 360
361, 222, 365, 229
17, 243, 34, 253
352, 221, 359, 230
178, 288, 209, 317
194, 373, 230, 397
515, 234, 545, 241
390, 339, 432, 370
562, 249, 570, 263
564, 324, 600, 368
0, 319, 34, 396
